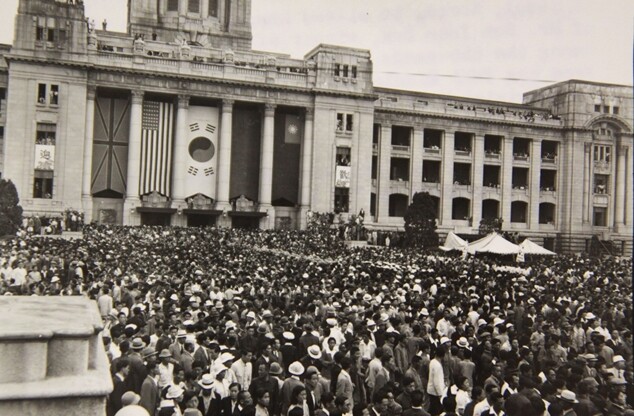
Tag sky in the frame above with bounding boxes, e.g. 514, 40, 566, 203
0, 0, 631, 103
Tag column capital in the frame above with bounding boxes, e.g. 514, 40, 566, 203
264, 103, 276, 116
131, 90, 144, 104
305, 107, 314, 121
222, 99, 234, 112
87, 85, 97, 100
177, 94, 190, 109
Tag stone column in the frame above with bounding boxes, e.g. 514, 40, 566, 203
582, 143, 591, 223
625, 146, 633, 228
471, 134, 485, 227
299, 108, 314, 229
259, 103, 276, 227
614, 144, 626, 228
216, 99, 234, 207
410, 127, 423, 197
501, 137, 513, 227
170, 95, 190, 227
529, 139, 542, 228
81, 86, 96, 223
172, 95, 190, 201
123, 90, 144, 225
440, 131, 455, 225
377, 124, 392, 222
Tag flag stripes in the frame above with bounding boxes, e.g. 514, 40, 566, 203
140, 101, 173, 197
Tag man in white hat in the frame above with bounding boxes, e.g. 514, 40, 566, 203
114, 391, 149, 416
197, 373, 215, 416
280, 362, 305, 416
157, 349, 176, 388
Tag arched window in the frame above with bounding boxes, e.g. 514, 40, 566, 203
389, 194, 408, 217
481, 199, 499, 220
511, 201, 528, 223
539, 203, 556, 224
452, 197, 470, 220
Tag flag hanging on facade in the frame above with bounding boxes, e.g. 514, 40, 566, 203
140, 100, 174, 197
184, 106, 219, 199
284, 114, 303, 144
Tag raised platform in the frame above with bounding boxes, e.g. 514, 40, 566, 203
0, 297, 112, 415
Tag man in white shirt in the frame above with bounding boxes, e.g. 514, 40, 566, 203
231, 349, 253, 391
426, 347, 446, 415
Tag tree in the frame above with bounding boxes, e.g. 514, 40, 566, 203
478, 217, 503, 235
404, 192, 439, 248
0, 179, 23, 236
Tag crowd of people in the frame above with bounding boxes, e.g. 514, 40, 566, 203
0, 224, 632, 416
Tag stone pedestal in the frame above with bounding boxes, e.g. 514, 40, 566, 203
0, 297, 112, 416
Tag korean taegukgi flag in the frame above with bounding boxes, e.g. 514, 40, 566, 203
184, 106, 220, 199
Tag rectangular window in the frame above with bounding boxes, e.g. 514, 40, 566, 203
47, 28, 56, 42
593, 145, 611, 163
336, 147, 351, 166
334, 64, 341, 77
36, 26, 45, 41
336, 113, 344, 132
603, 105, 610, 113
351, 66, 357, 78
36, 123, 56, 145
594, 174, 609, 194
33, 170, 54, 199
593, 207, 607, 227
58, 29, 66, 44
50, 85, 59, 105
188, 0, 200, 13
209, 0, 218, 16
342, 65, 349, 78
613, 106, 619, 115
37, 84, 47, 104
167, 0, 179, 11
345, 114, 353, 132
334, 188, 349, 213
594, 104, 601, 112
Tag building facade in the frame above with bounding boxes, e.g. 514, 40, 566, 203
0, 0, 631, 254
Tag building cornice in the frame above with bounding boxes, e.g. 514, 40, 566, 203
374, 107, 565, 131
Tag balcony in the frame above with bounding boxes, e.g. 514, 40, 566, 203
541, 155, 558, 164
424, 146, 441, 154
513, 153, 530, 162
454, 149, 472, 157
392, 145, 410, 154
485, 151, 501, 160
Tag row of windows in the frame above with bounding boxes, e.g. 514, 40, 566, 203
372, 156, 558, 189
333, 64, 358, 79
594, 104, 619, 115
373, 194, 557, 224
167, 0, 219, 17
374, 126, 560, 158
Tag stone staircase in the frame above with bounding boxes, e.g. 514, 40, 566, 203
0, 297, 112, 415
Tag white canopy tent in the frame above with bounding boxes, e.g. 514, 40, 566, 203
439, 231, 468, 251
466, 232, 521, 255
519, 238, 556, 255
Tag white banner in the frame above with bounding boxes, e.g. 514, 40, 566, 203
34, 144, 55, 170
335, 165, 351, 188
184, 106, 220, 199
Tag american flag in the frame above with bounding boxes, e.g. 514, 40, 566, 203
140, 100, 174, 196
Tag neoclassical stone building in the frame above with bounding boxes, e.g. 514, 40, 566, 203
0, 0, 631, 254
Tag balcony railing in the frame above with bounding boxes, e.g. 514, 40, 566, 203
513, 153, 529, 161
485, 151, 501, 159
392, 145, 410, 152
455, 149, 472, 156
541, 155, 558, 163
424, 146, 441, 154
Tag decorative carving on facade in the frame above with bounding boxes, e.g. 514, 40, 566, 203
234, 195, 255, 211
187, 194, 213, 210
142, 191, 170, 207
223, 49, 235, 64
133, 38, 145, 54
